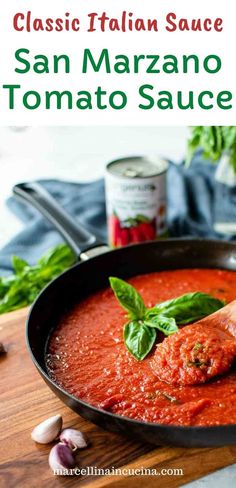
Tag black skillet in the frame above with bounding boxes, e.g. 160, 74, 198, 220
13, 182, 236, 447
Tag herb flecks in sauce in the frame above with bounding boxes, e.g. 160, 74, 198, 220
193, 342, 203, 351
187, 360, 210, 369
147, 391, 180, 404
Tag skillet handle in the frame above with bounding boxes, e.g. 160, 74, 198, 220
13, 182, 107, 259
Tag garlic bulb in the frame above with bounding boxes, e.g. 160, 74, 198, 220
31, 414, 62, 444
60, 428, 88, 451
49, 443, 76, 472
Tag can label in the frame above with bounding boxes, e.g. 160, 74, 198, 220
105, 162, 167, 247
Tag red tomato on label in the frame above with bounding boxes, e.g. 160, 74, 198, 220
116, 227, 130, 246
109, 215, 121, 246
129, 226, 142, 243
138, 222, 156, 241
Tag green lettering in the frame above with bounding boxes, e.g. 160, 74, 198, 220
203, 55, 221, 74
217, 91, 233, 109
177, 91, 194, 109
114, 55, 130, 73
163, 55, 178, 74
183, 55, 199, 74
157, 91, 173, 109
198, 91, 214, 109
76, 91, 92, 109
146, 55, 160, 74
23, 91, 41, 110
139, 84, 155, 109
34, 55, 49, 74
15, 49, 30, 74
82, 49, 110, 73
134, 55, 145, 73
109, 91, 127, 110
53, 55, 70, 74
46, 91, 73, 109
2, 84, 21, 109
95, 86, 107, 109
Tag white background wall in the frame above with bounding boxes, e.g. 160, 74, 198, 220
0, 126, 188, 248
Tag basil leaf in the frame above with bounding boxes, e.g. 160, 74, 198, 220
12, 256, 29, 275
124, 321, 156, 360
0, 244, 76, 315
0, 275, 16, 299
38, 243, 75, 269
109, 277, 146, 320
148, 292, 224, 325
144, 315, 178, 336
187, 126, 236, 173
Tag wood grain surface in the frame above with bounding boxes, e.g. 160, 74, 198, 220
0, 308, 236, 488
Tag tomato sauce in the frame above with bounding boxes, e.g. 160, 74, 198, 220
151, 324, 236, 386
46, 269, 236, 427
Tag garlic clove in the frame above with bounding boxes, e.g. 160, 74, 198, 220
31, 414, 62, 444
49, 443, 76, 472
59, 428, 88, 451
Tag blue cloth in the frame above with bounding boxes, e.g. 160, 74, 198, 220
0, 154, 235, 274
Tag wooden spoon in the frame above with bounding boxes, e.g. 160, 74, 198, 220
150, 300, 236, 386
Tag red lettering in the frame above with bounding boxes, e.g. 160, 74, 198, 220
192, 19, 202, 31
87, 12, 97, 32
71, 19, 80, 31
165, 12, 177, 32
13, 13, 24, 31
165, 13, 223, 33
45, 18, 54, 32
179, 19, 190, 31
99, 12, 109, 32
26, 11, 31, 32
55, 19, 63, 32
33, 19, 44, 32
203, 19, 212, 31
215, 18, 223, 32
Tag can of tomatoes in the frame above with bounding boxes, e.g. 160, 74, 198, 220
105, 156, 168, 247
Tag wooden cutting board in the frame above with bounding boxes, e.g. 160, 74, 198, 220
0, 309, 236, 488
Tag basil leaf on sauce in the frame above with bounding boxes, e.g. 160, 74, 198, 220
124, 321, 156, 361
109, 277, 146, 320
148, 292, 224, 325
144, 315, 178, 336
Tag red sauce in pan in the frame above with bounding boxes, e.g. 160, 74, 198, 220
47, 269, 236, 426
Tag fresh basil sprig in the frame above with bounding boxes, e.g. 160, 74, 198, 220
109, 277, 178, 360
109, 277, 224, 361
187, 126, 236, 172
0, 244, 76, 315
